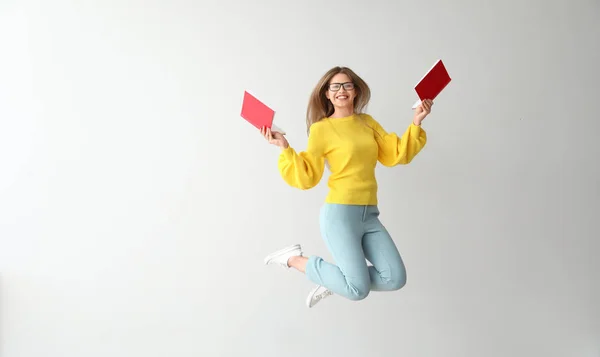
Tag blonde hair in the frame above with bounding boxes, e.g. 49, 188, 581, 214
306, 66, 371, 134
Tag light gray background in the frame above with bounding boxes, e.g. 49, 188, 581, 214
1, 0, 599, 356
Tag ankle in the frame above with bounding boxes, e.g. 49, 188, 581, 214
288, 255, 308, 273
287, 255, 299, 267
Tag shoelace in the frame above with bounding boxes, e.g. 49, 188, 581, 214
314, 289, 333, 302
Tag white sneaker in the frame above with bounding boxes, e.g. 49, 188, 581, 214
264, 244, 303, 269
306, 285, 333, 308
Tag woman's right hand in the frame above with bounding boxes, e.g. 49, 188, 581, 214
261, 126, 289, 149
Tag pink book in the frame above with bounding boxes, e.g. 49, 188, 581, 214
240, 91, 285, 134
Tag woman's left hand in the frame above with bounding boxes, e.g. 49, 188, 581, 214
413, 99, 433, 125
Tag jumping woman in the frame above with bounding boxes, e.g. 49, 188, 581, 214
261, 66, 433, 308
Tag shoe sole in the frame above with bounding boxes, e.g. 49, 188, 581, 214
306, 285, 320, 308
306, 285, 333, 308
263, 244, 301, 265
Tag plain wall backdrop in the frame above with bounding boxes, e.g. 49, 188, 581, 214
1, 0, 599, 356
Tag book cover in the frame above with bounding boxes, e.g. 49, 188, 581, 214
241, 90, 275, 130
240, 91, 286, 134
412, 59, 451, 108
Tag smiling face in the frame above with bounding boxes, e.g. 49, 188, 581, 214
325, 73, 356, 111
306, 66, 371, 131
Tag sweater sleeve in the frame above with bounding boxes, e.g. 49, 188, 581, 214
365, 115, 427, 167
277, 122, 326, 190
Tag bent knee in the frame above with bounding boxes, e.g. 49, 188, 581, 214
385, 271, 407, 291
390, 275, 407, 290
348, 284, 370, 301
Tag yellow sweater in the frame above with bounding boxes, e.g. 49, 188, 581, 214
278, 113, 427, 205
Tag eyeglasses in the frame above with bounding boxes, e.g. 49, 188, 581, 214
328, 82, 355, 91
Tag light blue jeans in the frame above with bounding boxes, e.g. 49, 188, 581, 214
306, 204, 407, 301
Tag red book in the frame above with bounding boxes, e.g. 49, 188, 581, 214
412, 59, 451, 108
240, 91, 285, 133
